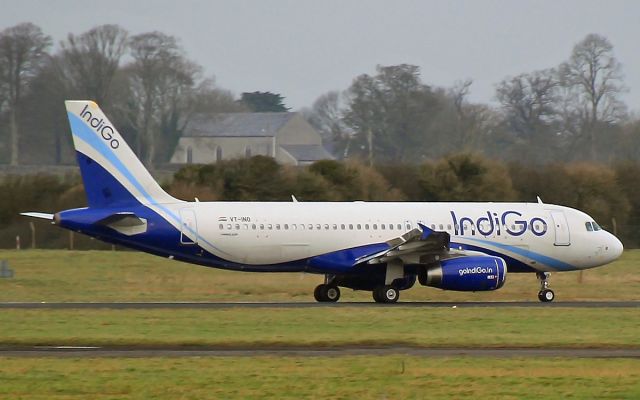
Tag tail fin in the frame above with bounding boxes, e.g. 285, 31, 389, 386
65, 100, 178, 208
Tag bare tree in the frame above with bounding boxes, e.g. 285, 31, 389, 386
0, 23, 51, 165
304, 91, 350, 156
343, 64, 437, 164
496, 69, 559, 137
127, 31, 202, 167
559, 33, 626, 159
56, 24, 128, 102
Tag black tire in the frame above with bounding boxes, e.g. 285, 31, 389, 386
314, 284, 326, 302
325, 286, 340, 302
381, 285, 399, 303
373, 285, 399, 303
538, 289, 555, 302
314, 284, 340, 302
372, 287, 382, 303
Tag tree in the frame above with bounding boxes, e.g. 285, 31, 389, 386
559, 34, 626, 159
303, 91, 350, 157
240, 91, 289, 112
0, 23, 51, 165
418, 153, 517, 201
343, 64, 439, 164
495, 69, 561, 162
126, 31, 202, 167
56, 24, 128, 103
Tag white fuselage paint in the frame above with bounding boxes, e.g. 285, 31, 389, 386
166, 201, 623, 272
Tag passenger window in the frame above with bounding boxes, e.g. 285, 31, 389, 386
349, 224, 354, 230
292, 224, 296, 230
381, 224, 385, 230
316, 224, 321, 230
447, 224, 452, 230
260, 224, 264, 230
439, 224, 443, 230
267, 224, 272, 230
300, 224, 305, 230
357, 224, 362, 230
252, 224, 257, 230
324, 224, 329, 230
227, 224, 232, 230
373, 224, 377, 230
275, 224, 280, 230
431, 224, 435, 229
341, 224, 346, 230
333, 224, 337, 230
284, 224, 289, 230
243, 224, 248, 230
219, 224, 224, 230
397, 224, 402, 230
308, 224, 313, 230
365, 224, 369, 230
235, 224, 240, 230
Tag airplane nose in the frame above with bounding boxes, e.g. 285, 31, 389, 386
608, 235, 624, 261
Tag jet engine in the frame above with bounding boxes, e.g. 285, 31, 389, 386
418, 255, 507, 291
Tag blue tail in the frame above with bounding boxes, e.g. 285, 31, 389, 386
65, 101, 178, 208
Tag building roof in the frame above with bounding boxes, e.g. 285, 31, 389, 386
280, 144, 334, 162
182, 113, 296, 137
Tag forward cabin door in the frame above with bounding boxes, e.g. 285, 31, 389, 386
179, 209, 198, 245
550, 210, 570, 246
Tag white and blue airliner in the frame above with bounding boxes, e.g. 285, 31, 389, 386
22, 101, 624, 303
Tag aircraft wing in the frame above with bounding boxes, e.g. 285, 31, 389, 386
357, 223, 451, 265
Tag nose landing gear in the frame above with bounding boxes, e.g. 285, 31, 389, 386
536, 272, 555, 302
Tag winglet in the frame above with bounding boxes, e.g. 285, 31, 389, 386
418, 223, 434, 239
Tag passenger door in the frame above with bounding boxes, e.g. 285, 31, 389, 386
550, 211, 570, 246
179, 209, 198, 245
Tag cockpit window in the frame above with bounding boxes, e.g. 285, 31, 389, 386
586, 221, 602, 232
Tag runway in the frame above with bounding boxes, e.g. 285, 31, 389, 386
0, 301, 638, 309
2, 345, 639, 358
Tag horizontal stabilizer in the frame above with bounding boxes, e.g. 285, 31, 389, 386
20, 212, 54, 221
96, 212, 148, 236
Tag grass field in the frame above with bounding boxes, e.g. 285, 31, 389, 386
1, 356, 639, 399
0, 249, 639, 302
1, 308, 638, 348
1, 249, 638, 399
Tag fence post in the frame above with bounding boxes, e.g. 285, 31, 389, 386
16, 235, 20, 250
29, 222, 36, 249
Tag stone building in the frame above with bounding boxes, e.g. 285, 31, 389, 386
170, 112, 333, 166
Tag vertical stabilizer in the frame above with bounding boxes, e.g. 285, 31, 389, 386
65, 100, 178, 208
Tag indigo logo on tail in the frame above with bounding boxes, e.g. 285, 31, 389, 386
79, 104, 120, 149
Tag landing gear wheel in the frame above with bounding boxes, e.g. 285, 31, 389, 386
314, 284, 340, 302
538, 289, 555, 302
372, 285, 399, 303
536, 272, 555, 302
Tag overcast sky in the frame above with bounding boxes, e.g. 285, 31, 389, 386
2, 0, 638, 112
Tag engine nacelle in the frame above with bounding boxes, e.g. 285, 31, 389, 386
418, 256, 507, 291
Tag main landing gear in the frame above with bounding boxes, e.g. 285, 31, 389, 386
372, 285, 399, 304
536, 272, 555, 302
314, 276, 341, 302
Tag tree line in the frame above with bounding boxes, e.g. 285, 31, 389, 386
2, 155, 640, 249
1, 23, 638, 167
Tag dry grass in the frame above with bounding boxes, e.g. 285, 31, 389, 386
0, 356, 638, 399
0, 249, 638, 302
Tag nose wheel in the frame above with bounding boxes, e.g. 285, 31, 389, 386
536, 272, 555, 302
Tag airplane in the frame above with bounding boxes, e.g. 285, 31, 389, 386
21, 101, 624, 303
